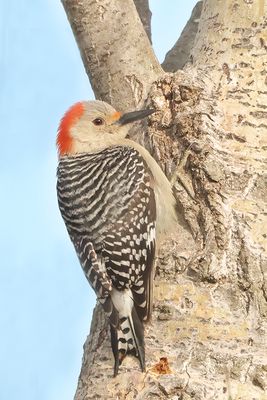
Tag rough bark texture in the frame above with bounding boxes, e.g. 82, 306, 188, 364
61, 0, 267, 399
162, 1, 203, 72
61, 0, 161, 111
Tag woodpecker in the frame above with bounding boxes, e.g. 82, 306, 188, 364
56, 100, 177, 375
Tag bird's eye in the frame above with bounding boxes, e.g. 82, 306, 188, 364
92, 117, 104, 126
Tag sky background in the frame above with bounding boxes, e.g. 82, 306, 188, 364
0, 1, 197, 399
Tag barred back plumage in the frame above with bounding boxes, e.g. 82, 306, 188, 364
57, 145, 156, 375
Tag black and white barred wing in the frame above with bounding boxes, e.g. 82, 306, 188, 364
103, 158, 156, 322
71, 237, 120, 328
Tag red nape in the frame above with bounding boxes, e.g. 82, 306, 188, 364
57, 102, 85, 155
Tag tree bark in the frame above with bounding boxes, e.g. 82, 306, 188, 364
61, 0, 161, 110
162, 1, 203, 72
61, 0, 267, 399
133, 0, 152, 44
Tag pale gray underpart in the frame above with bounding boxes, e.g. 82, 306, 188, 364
162, 1, 203, 72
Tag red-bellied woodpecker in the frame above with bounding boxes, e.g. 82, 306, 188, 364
56, 100, 177, 376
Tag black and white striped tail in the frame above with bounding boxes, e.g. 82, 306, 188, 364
110, 306, 145, 377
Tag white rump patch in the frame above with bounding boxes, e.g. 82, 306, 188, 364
111, 288, 133, 318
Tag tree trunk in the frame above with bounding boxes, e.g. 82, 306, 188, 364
162, 1, 203, 72
61, 0, 267, 399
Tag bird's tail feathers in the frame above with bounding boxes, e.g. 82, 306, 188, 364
110, 290, 145, 376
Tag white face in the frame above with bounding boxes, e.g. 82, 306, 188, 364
70, 101, 128, 153
58, 100, 155, 156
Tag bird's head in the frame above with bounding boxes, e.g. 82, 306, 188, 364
57, 100, 155, 156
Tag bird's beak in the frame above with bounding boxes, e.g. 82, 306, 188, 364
116, 109, 156, 125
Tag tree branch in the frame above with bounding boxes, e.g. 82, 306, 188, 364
162, 1, 203, 72
190, 0, 265, 69
61, 0, 161, 110
133, 0, 152, 43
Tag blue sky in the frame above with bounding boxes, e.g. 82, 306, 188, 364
0, 1, 197, 399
